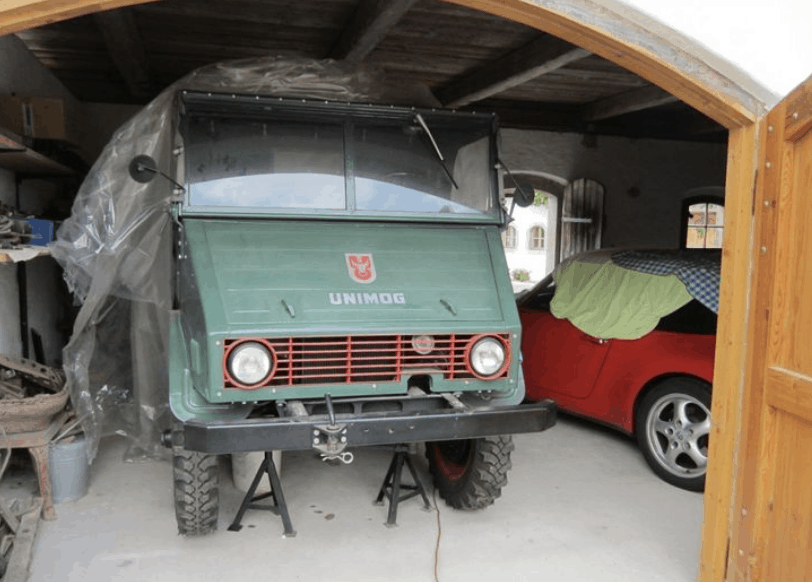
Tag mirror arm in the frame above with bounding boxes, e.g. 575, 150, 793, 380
129, 154, 186, 193
140, 165, 185, 192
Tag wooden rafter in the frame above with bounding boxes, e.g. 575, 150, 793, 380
581, 85, 678, 121
93, 7, 154, 100
329, 0, 419, 62
434, 34, 590, 108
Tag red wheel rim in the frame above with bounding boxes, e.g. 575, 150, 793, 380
433, 441, 472, 482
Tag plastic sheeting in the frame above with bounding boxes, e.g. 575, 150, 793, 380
50, 56, 441, 462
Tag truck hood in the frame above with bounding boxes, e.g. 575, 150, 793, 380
184, 219, 507, 329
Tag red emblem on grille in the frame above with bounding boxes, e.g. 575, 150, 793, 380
346, 253, 377, 284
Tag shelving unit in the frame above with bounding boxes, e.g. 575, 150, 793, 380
0, 125, 73, 264
0, 246, 50, 263
0, 126, 73, 176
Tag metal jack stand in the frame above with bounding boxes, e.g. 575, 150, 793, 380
228, 451, 296, 537
374, 444, 431, 527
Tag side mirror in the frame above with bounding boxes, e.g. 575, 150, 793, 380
513, 181, 535, 208
127, 155, 185, 193
129, 155, 158, 183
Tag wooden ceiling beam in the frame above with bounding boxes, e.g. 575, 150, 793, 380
581, 84, 679, 121
329, 0, 419, 62
434, 35, 590, 108
93, 7, 154, 100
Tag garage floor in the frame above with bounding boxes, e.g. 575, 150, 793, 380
15, 416, 703, 582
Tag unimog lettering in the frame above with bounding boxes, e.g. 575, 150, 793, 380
148, 90, 555, 536
328, 292, 406, 305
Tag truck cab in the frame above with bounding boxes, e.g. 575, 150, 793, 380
161, 90, 555, 534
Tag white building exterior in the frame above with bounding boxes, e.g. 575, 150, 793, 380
502, 194, 559, 292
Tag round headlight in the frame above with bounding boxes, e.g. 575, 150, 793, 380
411, 334, 436, 355
228, 342, 273, 386
469, 337, 506, 377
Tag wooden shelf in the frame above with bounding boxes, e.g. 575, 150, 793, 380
0, 127, 74, 176
0, 246, 51, 263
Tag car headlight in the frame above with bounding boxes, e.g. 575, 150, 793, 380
469, 336, 507, 377
227, 341, 273, 386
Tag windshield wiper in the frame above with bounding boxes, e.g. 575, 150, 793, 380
414, 113, 459, 189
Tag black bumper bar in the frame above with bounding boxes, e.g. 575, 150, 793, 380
181, 400, 557, 454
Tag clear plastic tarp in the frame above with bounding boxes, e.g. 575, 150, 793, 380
50, 56, 440, 462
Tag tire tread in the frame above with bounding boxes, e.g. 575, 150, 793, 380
427, 435, 514, 510
173, 450, 219, 535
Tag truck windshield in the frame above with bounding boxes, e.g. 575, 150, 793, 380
182, 102, 497, 220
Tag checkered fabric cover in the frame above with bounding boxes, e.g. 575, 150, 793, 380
611, 250, 721, 313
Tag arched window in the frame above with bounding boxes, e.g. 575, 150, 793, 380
528, 225, 545, 250
682, 195, 724, 249
501, 225, 517, 250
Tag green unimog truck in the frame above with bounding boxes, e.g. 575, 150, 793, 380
148, 90, 556, 534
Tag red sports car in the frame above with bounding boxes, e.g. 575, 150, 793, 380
518, 250, 718, 491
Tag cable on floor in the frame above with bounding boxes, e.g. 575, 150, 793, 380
433, 485, 442, 582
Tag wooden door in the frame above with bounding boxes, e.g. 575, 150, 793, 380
722, 76, 812, 581
559, 178, 604, 261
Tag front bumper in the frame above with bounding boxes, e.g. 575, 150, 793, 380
179, 399, 557, 454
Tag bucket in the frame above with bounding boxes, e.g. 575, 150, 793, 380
48, 433, 89, 503
232, 451, 282, 493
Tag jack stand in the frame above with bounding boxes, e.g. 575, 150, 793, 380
228, 451, 296, 537
374, 444, 431, 527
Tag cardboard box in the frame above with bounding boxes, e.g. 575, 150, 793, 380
0, 96, 66, 140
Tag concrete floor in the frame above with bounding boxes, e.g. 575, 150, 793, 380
17, 416, 703, 582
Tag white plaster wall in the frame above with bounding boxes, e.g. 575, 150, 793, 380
500, 129, 728, 249
503, 200, 557, 284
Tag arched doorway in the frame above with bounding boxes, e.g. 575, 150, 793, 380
0, 2, 768, 579
502, 170, 565, 288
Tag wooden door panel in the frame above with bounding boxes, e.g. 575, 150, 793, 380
728, 77, 812, 581
785, 131, 812, 375
761, 408, 812, 582
765, 368, 812, 423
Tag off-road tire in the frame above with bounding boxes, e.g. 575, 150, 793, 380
425, 435, 514, 510
173, 449, 219, 535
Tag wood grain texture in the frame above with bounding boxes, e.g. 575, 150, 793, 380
93, 7, 153, 99
581, 84, 678, 121
435, 34, 590, 107
698, 122, 761, 582
329, 0, 419, 62
761, 411, 812, 582
0, 0, 160, 37
444, 0, 758, 128
784, 76, 812, 141
765, 368, 812, 425
728, 75, 812, 582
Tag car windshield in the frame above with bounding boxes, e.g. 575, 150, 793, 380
182, 103, 497, 220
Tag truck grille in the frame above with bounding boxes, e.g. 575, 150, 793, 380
222, 333, 511, 389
